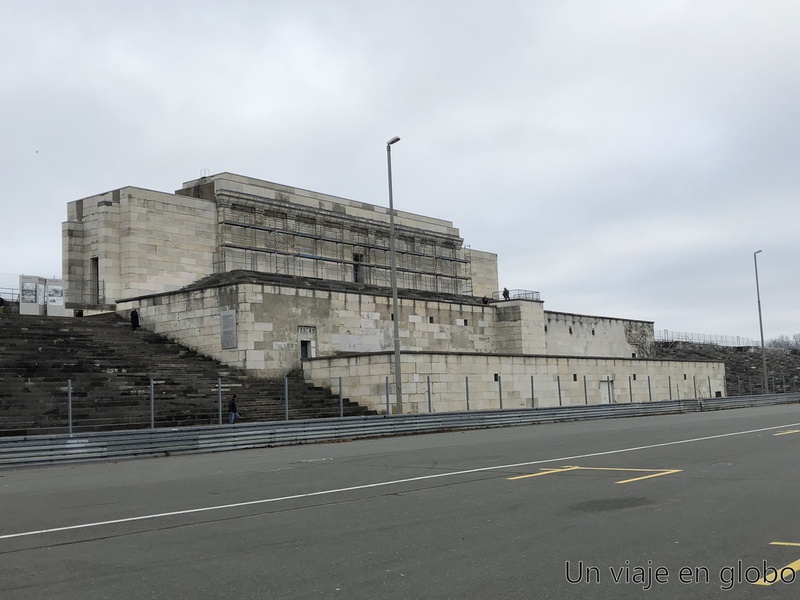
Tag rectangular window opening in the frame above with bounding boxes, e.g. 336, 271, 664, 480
352, 253, 363, 283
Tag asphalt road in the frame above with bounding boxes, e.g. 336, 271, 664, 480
2, 405, 800, 599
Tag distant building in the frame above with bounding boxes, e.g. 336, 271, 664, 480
63, 172, 724, 412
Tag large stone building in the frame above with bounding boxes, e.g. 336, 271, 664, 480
62, 172, 725, 413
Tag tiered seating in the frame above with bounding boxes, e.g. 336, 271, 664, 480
0, 312, 373, 436
654, 341, 800, 395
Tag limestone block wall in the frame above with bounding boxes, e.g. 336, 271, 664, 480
119, 286, 246, 371
119, 277, 668, 380
544, 311, 655, 359
494, 301, 546, 354
121, 281, 498, 377
64, 187, 217, 305
117, 188, 217, 298
303, 352, 726, 414
466, 248, 499, 298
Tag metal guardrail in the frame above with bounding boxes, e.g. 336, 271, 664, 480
698, 393, 799, 411
1, 394, 798, 467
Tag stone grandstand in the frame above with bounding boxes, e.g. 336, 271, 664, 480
0, 308, 374, 436
654, 340, 800, 396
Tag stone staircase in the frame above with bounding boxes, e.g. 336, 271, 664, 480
654, 341, 800, 396
0, 312, 374, 436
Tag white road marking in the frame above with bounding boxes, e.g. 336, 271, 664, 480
2, 420, 798, 541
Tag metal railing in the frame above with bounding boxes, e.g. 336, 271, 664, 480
0, 287, 19, 302
1, 393, 797, 467
655, 330, 758, 347
492, 289, 541, 301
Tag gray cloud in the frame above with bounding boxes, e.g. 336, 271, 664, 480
1, 0, 798, 340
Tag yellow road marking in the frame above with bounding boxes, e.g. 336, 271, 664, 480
773, 430, 800, 436
615, 469, 682, 484
507, 466, 580, 480
752, 558, 800, 586
507, 465, 681, 484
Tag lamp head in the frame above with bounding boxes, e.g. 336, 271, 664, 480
387, 136, 401, 146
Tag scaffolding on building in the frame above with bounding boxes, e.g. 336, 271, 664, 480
212, 190, 474, 296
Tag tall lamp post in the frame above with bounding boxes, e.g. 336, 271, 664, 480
386, 136, 403, 414
753, 250, 769, 393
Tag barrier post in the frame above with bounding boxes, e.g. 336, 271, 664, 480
531, 376, 536, 408
386, 377, 390, 414
628, 376, 633, 403
648, 376, 652, 402
466, 376, 470, 411
557, 375, 562, 407
68, 379, 73, 436
427, 376, 432, 413
150, 378, 155, 429
284, 375, 289, 421
498, 375, 503, 409
339, 377, 343, 418
218, 378, 222, 425
583, 375, 588, 405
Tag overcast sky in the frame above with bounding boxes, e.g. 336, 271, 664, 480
1, 0, 798, 341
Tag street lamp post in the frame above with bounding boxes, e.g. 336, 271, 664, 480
386, 136, 403, 414
753, 250, 769, 393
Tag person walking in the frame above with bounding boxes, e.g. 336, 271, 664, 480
502, 287, 510, 300
130, 309, 140, 330
228, 394, 240, 424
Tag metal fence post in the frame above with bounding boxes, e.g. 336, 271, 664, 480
498, 375, 503, 410
339, 377, 343, 418
531, 376, 535, 408
217, 378, 222, 425
68, 378, 73, 436
668, 376, 672, 400
150, 378, 155, 429
583, 375, 588, 405
648, 376, 652, 402
557, 375, 562, 407
708, 375, 712, 398
284, 375, 289, 421
386, 377, 390, 414
693, 375, 698, 399
427, 376, 432, 413
606, 376, 612, 404
628, 376, 633, 403
465, 376, 470, 411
